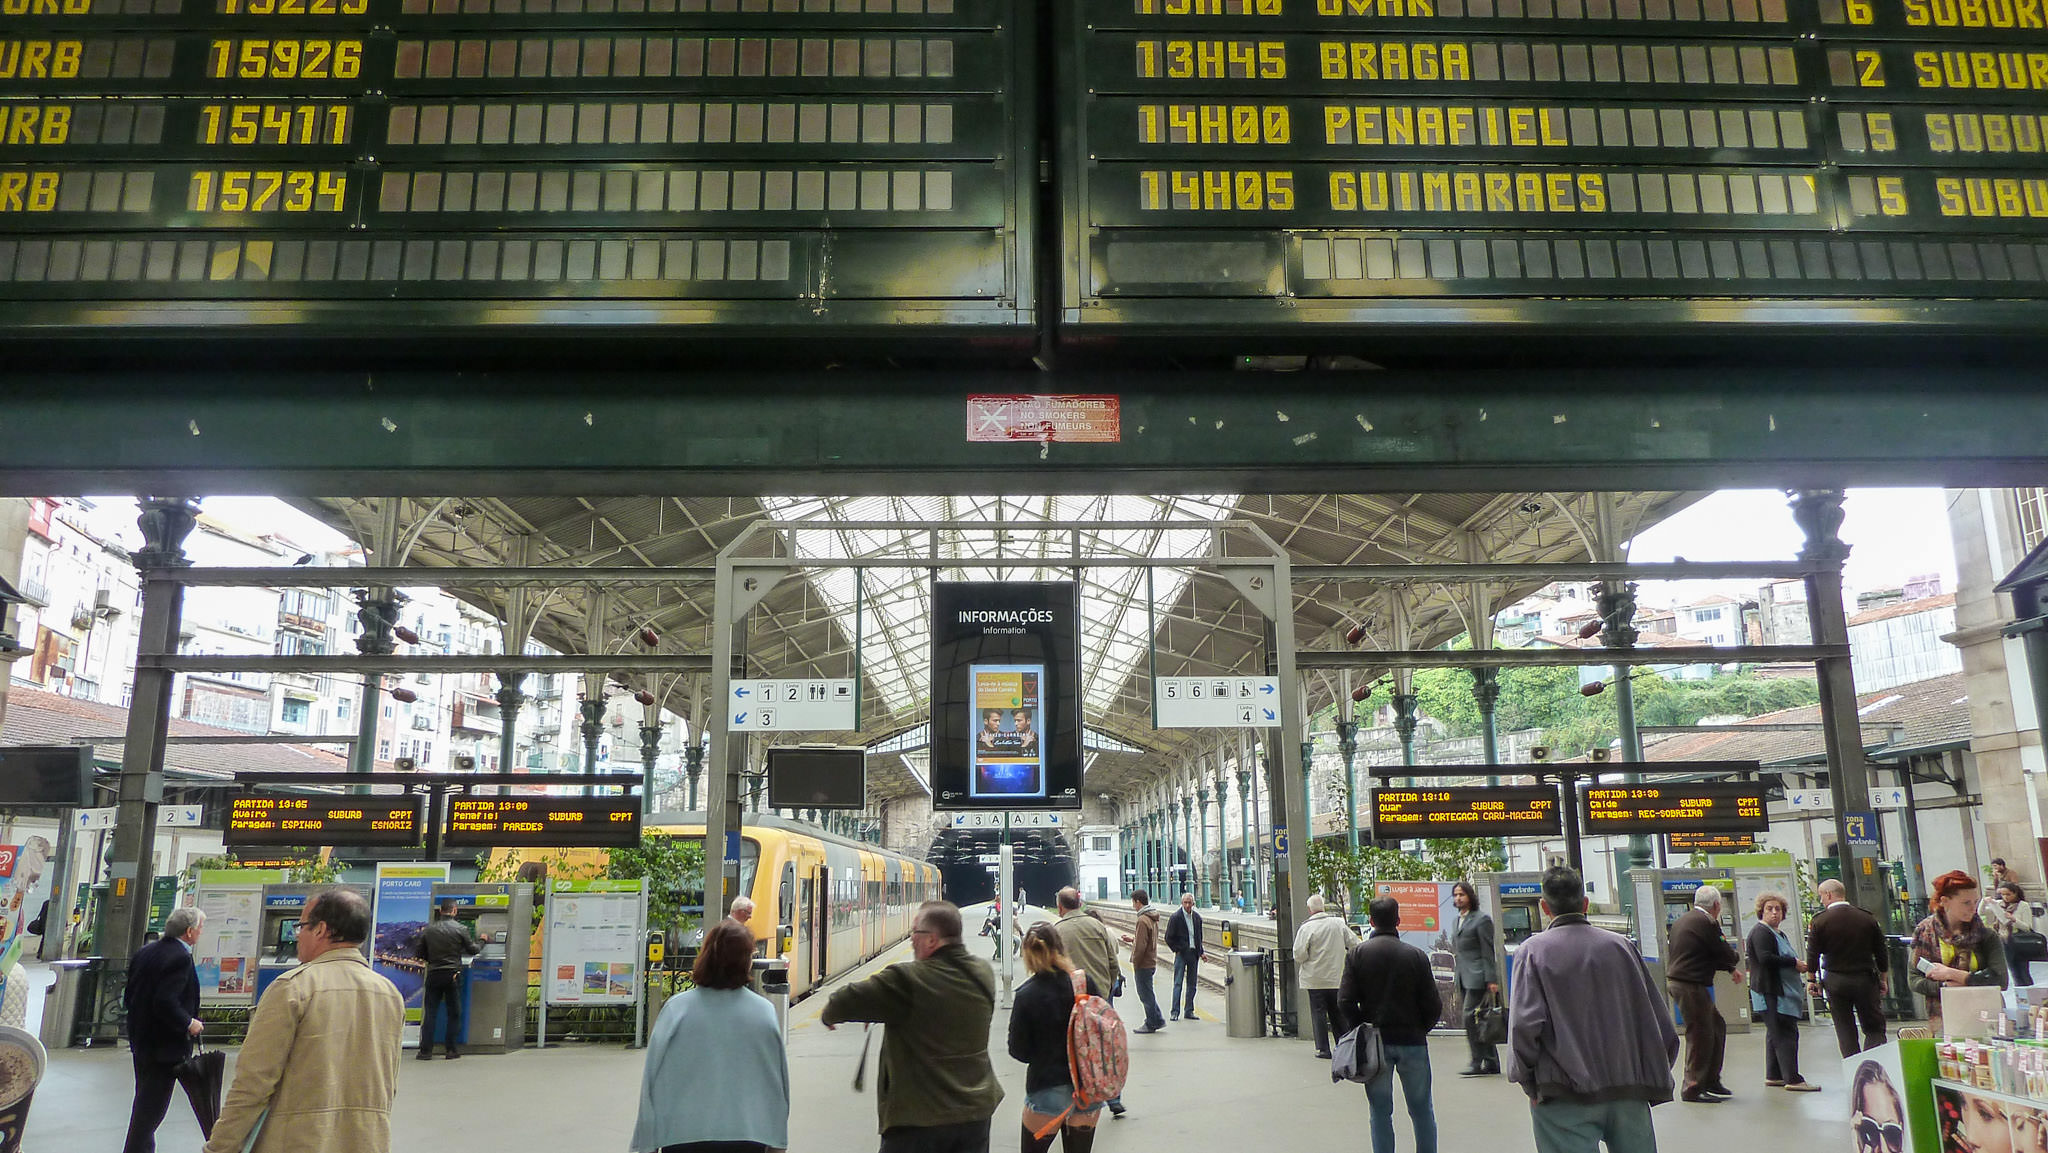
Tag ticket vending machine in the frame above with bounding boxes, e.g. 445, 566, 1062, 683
1477, 871, 1552, 1002
424, 882, 534, 1055
1626, 867, 1750, 1034
254, 883, 375, 1002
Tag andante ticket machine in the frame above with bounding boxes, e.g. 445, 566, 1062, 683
424, 882, 534, 1055
1627, 867, 1751, 1034
1478, 871, 1552, 1002
254, 883, 375, 1001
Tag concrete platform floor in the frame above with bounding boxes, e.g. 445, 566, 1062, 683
27, 904, 1851, 1152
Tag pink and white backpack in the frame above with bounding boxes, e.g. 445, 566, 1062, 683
1034, 969, 1129, 1137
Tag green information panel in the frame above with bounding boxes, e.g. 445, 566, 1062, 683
1059, 0, 2048, 332
0, 0, 1033, 338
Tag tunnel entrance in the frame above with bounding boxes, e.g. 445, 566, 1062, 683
928, 828, 1075, 908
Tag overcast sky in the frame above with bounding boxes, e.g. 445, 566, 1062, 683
1627, 488, 1958, 607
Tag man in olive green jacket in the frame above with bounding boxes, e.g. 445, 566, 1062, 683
823, 900, 1004, 1153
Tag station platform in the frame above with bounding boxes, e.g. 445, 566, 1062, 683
29, 903, 1847, 1152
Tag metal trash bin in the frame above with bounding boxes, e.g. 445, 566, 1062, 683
38, 960, 92, 1050
1225, 951, 1266, 1038
753, 958, 790, 1041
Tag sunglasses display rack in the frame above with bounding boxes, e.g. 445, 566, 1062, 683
1937, 1038, 2048, 1102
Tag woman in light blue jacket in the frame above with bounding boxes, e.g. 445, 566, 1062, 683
632, 918, 790, 1153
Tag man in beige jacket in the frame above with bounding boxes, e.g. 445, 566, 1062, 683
1292, 893, 1361, 1060
204, 888, 404, 1153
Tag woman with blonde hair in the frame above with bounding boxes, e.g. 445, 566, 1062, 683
1007, 923, 1104, 1153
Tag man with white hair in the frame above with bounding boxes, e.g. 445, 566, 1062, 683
1291, 893, 1360, 1059
1665, 884, 1741, 1104
124, 907, 208, 1152
729, 895, 755, 925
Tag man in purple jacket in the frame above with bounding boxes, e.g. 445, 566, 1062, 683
1508, 866, 1680, 1153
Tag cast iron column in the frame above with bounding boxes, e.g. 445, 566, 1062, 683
1600, 581, 1653, 875
495, 674, 525, 775
1300, 740, 1315, 835
639, 720, 662, 816
1471, 669, 1501, 787
686, 738, 704, 810
1793, 489, 1880, 913
579, 697, 605, 776
1195, 785, 1213, 906
1392, 692, 1419, 773
1181, 793, 1196, 900
351, 590, 402, 776
1216, 768, 1233, 907
99, 497, 198, 968
1336, 718, 1360, 853
1236, 765, 1254, 911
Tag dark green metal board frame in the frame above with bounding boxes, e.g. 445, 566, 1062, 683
1057, 0, 2048, 338
0, 0, 1037, 340
6, 366, 2048, 495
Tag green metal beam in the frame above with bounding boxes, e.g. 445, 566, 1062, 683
4, 368, 2046, 495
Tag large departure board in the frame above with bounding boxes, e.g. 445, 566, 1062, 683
1582, 778, 1769, 834
1059, 0, 2048, 331
1372, 783, 1562, 837
0, 0, 1032, 336
225, 793, 423, 846
443, 795, 641, 848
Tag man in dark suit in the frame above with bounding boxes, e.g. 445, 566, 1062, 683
1666, 885, 1741, 1104
1805, 877, 1891, 1057
123, 906, 209, 1153
1164, 892, 1204, 1021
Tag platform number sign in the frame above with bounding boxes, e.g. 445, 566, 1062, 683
1155, 676, 1280, 729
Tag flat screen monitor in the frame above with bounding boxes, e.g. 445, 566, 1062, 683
0, 746, 93, 808
766, 747, 866, 812
968, 664, 1046, 801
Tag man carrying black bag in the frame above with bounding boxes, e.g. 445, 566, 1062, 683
123, 907, 212, 1153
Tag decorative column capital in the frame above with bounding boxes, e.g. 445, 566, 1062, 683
132, 497, 201, 570
354, 591, 407, 657
1788, 489, 1852, 565
1469, 667, 1502, 711
1597, 581, 1640, 649
1390, 692, 1419, 743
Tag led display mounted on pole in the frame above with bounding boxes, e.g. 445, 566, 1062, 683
442, 796, 641, 849
1582, 777, 1769, 835
1372, 785, 1562, 839
225, 794, 424, 847
929, 582, 1083, 811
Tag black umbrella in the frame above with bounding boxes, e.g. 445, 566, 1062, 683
174, 1043, 228, 1138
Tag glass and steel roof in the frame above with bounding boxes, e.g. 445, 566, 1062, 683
305, 490, 1696, 801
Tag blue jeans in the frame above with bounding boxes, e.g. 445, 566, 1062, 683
1133, 967, 1165, 1028
1171, 952, 1198, 1016
1363, 1044, 1436, 1153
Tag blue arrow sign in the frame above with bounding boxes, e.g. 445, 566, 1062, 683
734, 711, 748, 725
1262, 709, 1275, 721
1259, 683, 1275, 695
735, 686, 751, 698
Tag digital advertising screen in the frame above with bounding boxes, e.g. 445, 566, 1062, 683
930, 581, 1082, 811
969, 663, 1046, 800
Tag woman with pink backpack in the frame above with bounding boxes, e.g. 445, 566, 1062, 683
1008, 924, 1126, 1153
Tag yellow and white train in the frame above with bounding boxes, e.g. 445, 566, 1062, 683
495, 812, 941, 1000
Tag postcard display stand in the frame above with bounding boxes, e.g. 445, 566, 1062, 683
537, 879, 646, 1050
